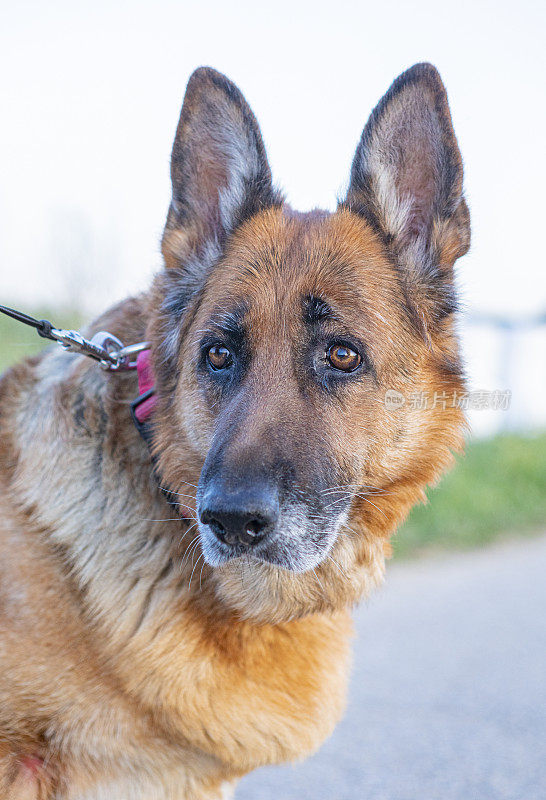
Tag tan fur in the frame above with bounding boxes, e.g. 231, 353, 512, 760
0, 64, 469, 798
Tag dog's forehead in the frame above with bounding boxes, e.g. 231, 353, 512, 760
201, 207, 393, 330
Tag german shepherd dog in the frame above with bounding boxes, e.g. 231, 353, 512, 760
0, 63, 469, 798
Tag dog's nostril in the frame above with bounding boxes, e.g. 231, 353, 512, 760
245, 520, 263, 536
205, 517, 228, 542
211, 520, 226, 537
239, 518, 266, 546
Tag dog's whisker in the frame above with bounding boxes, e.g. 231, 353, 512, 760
184, 535, 201, 560
311, 567, 325, 594
320, 485, 391, 497
158, 486, 197, 499
323, 498, 349, 510
199, 558, 206, 590
174, 501, 197, 513
326, 554, 351, 582
178, 522, 198, 540
319, 484, 361, 493
188, 553, 204, 592
179, 534, 201, 568
342, 523, 362, 538
177, 480, 200, 490
354, 489, 393, 497
182, 524, 199, 535
359, 497, 389, 520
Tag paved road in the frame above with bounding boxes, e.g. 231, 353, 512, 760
237, 535, 546, 800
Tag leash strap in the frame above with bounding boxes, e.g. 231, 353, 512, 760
0, 303, 150, 371
0, 304, 55, 339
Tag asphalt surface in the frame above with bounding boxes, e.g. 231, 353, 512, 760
237, 535, 546, 800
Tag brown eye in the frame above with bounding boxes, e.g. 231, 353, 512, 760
207, 345, 232, 370
327, 344, 361, 372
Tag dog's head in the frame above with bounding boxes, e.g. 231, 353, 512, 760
149, 64, 470, 621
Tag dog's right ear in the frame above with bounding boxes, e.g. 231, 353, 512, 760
161, 67, 281, 284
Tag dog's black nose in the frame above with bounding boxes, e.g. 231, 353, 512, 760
200, 489, 278, 547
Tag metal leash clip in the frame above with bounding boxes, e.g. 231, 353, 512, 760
91, 334, 151, 371
52, 330, 150, 371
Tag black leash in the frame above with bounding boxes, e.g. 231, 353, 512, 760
0, 303, 150, 370
0, 304, 55, 339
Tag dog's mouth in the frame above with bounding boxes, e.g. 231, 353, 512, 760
197, 501, 348, 573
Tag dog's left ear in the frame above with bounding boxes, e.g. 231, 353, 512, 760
343, 63, 470, 330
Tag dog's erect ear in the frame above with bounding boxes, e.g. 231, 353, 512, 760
343, 63, 470, 329
162, 67, 281, 276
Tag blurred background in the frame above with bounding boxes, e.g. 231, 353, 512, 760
1, 2, 545, 797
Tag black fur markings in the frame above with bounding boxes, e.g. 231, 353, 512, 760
302, 294, 337, 326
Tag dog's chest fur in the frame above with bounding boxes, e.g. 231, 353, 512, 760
0, 296, 354, 799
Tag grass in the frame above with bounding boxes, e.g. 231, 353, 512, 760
393, 431, 546, 558
1, 308, 544, 559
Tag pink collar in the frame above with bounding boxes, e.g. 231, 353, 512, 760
131, 349, 157, 429
130, 349, 190, 520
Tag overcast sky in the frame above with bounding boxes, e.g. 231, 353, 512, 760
1, 0, 545, 315
1, 0, 545, 432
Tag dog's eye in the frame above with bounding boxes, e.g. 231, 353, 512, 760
207, 345, 232, 370
327, 344, 361, 372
